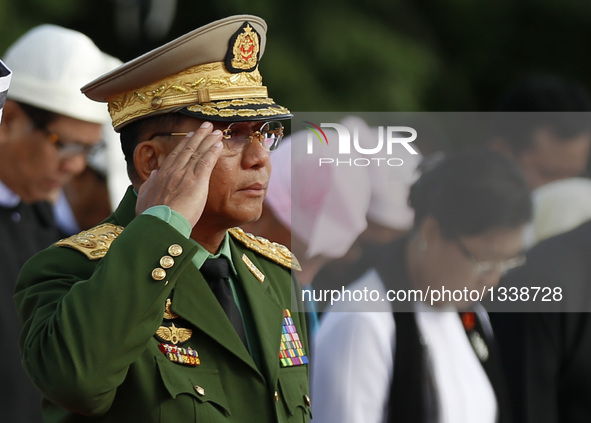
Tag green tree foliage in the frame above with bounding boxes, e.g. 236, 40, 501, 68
2, 0, 591, 112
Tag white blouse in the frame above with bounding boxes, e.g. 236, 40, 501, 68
311, 269, 497, 423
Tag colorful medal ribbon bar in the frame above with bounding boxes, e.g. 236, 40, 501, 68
279, 309, 308, 367
159, 343, 200, 366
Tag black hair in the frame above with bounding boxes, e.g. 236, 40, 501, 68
494, 75, 591, 112
489, 75, 591, 153
119, 113, 192, 181
17, 102, 59, 128
409, 149, 532, 238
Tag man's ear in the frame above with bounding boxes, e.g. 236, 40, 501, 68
0, 100, 23, 140
420, 215, 442, 246
133, 140, 167, 182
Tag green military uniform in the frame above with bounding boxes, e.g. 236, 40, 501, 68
14, 187, 311, 422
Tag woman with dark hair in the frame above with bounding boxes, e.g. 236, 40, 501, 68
311, 149, 532, 423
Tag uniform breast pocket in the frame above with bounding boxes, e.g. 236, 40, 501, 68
156, 355, 231, 422
277, 366, 312, 423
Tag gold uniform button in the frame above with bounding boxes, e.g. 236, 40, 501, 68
304, 394, 311, 407
274, 391, 279, 402
194, 385, 205, 396
152, 268, 166, 281
168, 244, 183, 257
160, 255, 174, 269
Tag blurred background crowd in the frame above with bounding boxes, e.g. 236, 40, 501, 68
3, 0, 591, 115
3, 2, 591, 423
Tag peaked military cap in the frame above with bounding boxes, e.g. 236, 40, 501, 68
0, 60, 11, 124
82, 15, 291, 131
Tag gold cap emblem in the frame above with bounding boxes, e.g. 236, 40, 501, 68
226, 22, 260, 73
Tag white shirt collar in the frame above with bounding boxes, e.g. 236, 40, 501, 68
0, 178, 20, 208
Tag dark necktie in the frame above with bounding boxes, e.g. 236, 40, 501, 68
200, 257, 248, 347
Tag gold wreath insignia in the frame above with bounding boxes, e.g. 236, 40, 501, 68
155, 323, 192, 345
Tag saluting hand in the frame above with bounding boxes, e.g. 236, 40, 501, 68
135, 122, 224, 227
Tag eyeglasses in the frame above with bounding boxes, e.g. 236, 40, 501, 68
454, 237, 526, 275
151, 121, 284, 154
21, 106, 97, 159
39, 128, 97, 159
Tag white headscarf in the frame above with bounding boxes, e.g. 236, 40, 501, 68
267, 117, 372, 259
524, 177, 591, 248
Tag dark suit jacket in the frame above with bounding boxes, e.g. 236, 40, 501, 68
14, 187, 310, 423
492, 220, 591, 423
1, 200, 61, 423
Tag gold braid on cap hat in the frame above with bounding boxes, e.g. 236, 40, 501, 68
107, 62, 269, 129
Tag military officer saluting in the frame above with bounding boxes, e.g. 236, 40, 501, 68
14, 15, 310, 422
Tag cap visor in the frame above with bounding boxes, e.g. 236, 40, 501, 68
180, 97, 292, 122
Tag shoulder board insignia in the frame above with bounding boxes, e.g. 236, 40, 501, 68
229, 227, 301, 271
55, 223, 124, 260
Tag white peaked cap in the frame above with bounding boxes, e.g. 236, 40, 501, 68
3, 24, 118, 124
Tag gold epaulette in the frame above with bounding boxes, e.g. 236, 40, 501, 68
55, 223, 125, 260
229, 227, 301, 271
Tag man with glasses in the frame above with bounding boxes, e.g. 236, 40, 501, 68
14, 16, 310, 423
489, 76, 591, 191
0, 25, 117, 423
486, 76, 591, 423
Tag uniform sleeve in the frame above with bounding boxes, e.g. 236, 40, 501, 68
142, 205, 192, 237
311, 311, 395, 423
14, 215, 199, 416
